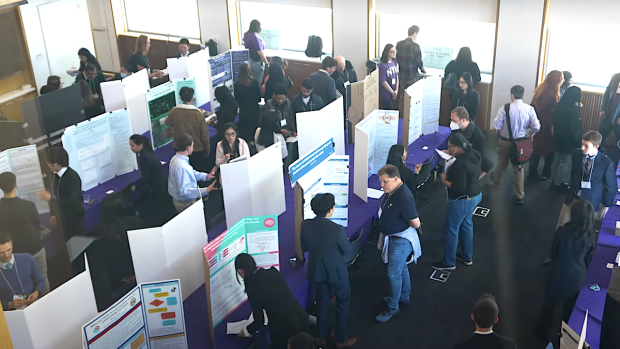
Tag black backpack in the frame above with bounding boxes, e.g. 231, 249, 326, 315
304, 35, 323, 58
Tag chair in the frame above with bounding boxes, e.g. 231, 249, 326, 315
414, 154, 434, 203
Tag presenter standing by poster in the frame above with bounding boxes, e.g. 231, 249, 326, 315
244, 20, 269, 86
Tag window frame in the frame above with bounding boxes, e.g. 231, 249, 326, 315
118, 0, 202, 41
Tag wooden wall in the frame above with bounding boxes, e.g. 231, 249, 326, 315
439, 82, 493, 131
117, 35, 203, 71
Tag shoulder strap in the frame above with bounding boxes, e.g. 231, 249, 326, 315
504, 103, 514, 141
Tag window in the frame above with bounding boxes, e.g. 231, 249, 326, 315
122, 0, 201, 39
377, 14, 496, 74
543, 1, 619, 88
237, 1, 333, 55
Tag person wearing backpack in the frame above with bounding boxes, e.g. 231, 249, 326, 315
489, 85, 541, 204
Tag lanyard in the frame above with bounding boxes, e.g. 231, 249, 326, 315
143, 56, 151, 73
0, 261, 26, 296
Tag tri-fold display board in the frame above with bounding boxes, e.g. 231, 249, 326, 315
402, 76, 442, 146
0, 144, 49, 214
347, 69, 379, 142
208, 49, 250, 110
62, 109, 138, 191
297, 97, 346, 157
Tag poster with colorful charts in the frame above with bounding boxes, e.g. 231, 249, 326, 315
82, 279, 187, 349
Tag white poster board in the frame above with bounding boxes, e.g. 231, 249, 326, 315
353, 128, 369, 202
406, 81, 424, 144
61, 109, 137, 191
5, 265, 97, 349
355, 110, 399, 174
422, 77, 441, 135
186, 49, 212, 109
0, 145, 49, 214
167, 57, 190, 81
101, 80, 127, 112
82, 279, 188, 349
122, 69, 150, 134
220, 143, 286, 228
297, 97, 346, 158
348, 69, 379, 141
128, 200, 208, 300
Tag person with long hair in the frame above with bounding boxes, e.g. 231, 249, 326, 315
261, 56, 284, 86
128, 35, 163, 79
77, 48, 101, 72
234, 63, 261, 142
215, 123, 250, 166
450, 72, 481, 122
40, 76, 63, 95
550, 86, 583, 188
444, 47, 481, 86
263, 62, 293, 99
379, 44, 399, 110
530, 70, 563, 180
255, 111, 288, 159
386, 144, 421, 194
535, 200, 596, 340
214, 86, 239, 139
234, 253, 310, 349
129, 134, 176, 227
79, 80, 104, 119
244, 20, 269, 85
432, 133, 482, 272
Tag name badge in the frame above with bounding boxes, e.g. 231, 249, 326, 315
344, 81, 350, 88
616, 83, 620, 95
378, 207, 382, 218
392, 79, 396, 85
581, 181, 591, 189
280, 119, 287, 127
13, 295, 24, 301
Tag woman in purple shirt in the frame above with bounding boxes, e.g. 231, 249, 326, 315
244, 20, 270, 86
378, 44, 399, 110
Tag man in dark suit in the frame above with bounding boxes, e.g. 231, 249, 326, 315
450, 107, 493, 176
558, 130, 616, 227
597, 73, 620, 149
301, 193, 357, 348
74, 63, 105, 99
174, 38, 190, 58
453, 294, 517, 349
310, 57, 337, 106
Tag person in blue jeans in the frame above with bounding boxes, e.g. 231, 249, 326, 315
376, 165, 421, 323
433, 133, 482, 271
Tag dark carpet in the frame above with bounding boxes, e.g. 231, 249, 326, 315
314, 133, 579, 349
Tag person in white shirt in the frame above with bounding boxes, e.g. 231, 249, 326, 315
215, 123, 250, 167
175, 38, 190, 58
489, 85, 541, 204
255, 111, 288, 159
168, 134, 218, 213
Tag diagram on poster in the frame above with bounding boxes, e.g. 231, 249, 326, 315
204, 215, 279, 328
83, 279, 187, 349
0, 145, 49, 214
147, 82, 177, 149
62, 109, 137, 191
355, 110, 399, 175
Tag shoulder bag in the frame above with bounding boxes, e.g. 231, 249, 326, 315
505, 103, 533, 164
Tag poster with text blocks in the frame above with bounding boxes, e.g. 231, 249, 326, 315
0, 145, 49, 214
355, 110, 399, 175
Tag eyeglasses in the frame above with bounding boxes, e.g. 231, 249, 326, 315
225, 132, 236, 137
389, 50, 396, 53
458, 80, 467, 84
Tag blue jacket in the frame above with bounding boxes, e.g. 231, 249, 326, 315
301, 217, 351, 283
565, 149, 617, 208
0, 253, 45, 310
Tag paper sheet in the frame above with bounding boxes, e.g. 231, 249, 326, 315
226, 311, 268, 335
100, 80, 127, 112
367, 188, 384, 199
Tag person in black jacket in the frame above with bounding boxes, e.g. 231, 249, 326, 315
432, 133, 482, 271
290, 79, 325, 125
75, 63, 105, 100
453, 294, 517, 349
310, 57, 338, 105
301, 194, 357, 348
444, 47, 482, 88
235, 253, 310, 349
214, 86, 239, 139
450, 73, 481, 122
39, 147, 84, 241
234, 63, 261, 142
386, 144, 422, 195
129, 135, 176, 227
535, 200, 596, 340
331, 56, 357, 115
264, 62, 293, 100
77, 48, 102, 72
597, 72, 620, 149
550, 86, 582, 188
450, 107, 492, 176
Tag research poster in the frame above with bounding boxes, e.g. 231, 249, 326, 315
406, 81, 424, 144
147, 82, 177, 149
356, 110, 399, 175
0, 145, 49, 214
231, 49, 250, 83
259, 29, 280, 50
62, 109, 138, 191
83, 279, 187, 349
204, 215, 279, 327
208, 51, 234, 110
422, 77, 441, 134
173, 78, 196, 107
421, 47, 454, 69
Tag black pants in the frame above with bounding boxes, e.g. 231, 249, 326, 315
380, 99, 394, 110
529, 154, 555, 177
598, 115, 620, 150
535, 291, 579, 337
316, 279, 350, 343
189, 151, 210, 173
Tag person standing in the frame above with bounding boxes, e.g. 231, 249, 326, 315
244, 20, 269, 85
450, 73, 481, 122
557, 131, 616, 227
379, 44, 399, 110
259, 84, 296, 138
396, 25, 425, 118
375, 165, 421, 323
453, 294, 517, 349
128, 35, 164, 79
39, 147, 85, 241
234, 63, 262, 143
75, 63, 105, 100
0, 172, 49, 294
76, 48, 102, 72
290, 79, 325, 123
432, 134, 482, 271
530, 70, 563, 181
550, 86, 583, 189
489, 85, 541, 204
385, 145, 422, 195
331, 55, 357, 100
301, 194, 357, 348
535, 200, 596, 341
213, 86, 239, 139
79, 80, 105, 119
255, 111, 288, 159
560, 71, 572, 96
310, 57, 338, 106
168, 134, 217, 213
597, 72, 620, 149
263, 62, 293, 100
175, 38, 191, 58
450, 107, 493, 176
235, 253, 310, 349
166, 86, 211, 172
444, 47, 482, 88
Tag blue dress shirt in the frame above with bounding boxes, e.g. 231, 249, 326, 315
168, 153, 209, 202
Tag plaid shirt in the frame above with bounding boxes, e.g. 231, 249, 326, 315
396, 38, 424, 81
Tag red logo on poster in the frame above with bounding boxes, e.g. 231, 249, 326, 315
264, 218, 275, 228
